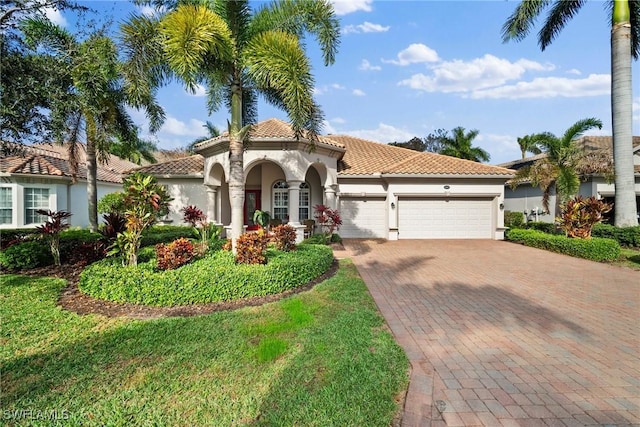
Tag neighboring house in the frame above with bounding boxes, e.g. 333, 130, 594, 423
499, 136, 640, 223
134, 118, 514, 240
0, 142, 140, 229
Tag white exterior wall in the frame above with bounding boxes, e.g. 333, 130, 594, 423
157, 178, 208, 225
503, 185, 556, 223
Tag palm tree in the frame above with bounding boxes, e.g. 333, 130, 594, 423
502, 0, 639, 226
439, 127, 491, 162
110, 135, 158, 165
511, 118, 607, 212
517, 134, 542, 159
121, 0, 340, 249
187, 120, 220, 153
21, 18, 164, 231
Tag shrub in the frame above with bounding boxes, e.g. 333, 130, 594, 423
555, 196, 612, 238
0, 240, 52, 269
79, 244, 334, 306
525, 221, 557, 234
221, 239, 232, 251
140, 226, 195, 247
156, 238, 196, 270
271, 224, 297, 252
504, 211, 525, 228
100, 212, 126, 242
97, 192, 126, 215
236, 231, 269, 264
314, 204, 342, 237
59, 229, 105, 265
181, 205, 206, 227
0, 228, 39, 250
592, 223, 640, 248
35, 209, 72, 266
506, 228, 620, 262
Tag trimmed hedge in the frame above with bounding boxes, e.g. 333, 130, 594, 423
0, 240, 52, 269
592, 223, 640, 248
140, 226, 196, 247
79, 244, 334, 306
504, 211, 525, 228
506, 228, 620, 262
525, 221, 558, 234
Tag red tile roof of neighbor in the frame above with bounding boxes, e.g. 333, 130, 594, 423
132, 154, 204, 176
0, 142, 140, 183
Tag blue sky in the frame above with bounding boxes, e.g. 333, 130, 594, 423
50, 0, 639, 165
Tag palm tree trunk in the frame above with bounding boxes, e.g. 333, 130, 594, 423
228, 82, 244, 252
611, 0, 638, 226
86, 139, 99, 232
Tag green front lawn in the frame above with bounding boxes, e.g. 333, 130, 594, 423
615, 247, 640, 270
1, 260, 408, 426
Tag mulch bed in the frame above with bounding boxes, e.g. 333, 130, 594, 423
3, 259, 339, 320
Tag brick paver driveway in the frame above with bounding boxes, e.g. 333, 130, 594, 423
343, 239, 639, 427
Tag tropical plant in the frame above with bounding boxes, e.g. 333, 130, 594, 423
510, 118, 608, 212
20, 18, 164, 232
100, 212, 126, 242
181, 204, 217, 252
517, 134, 543, 159
181, 205, 206, 227
314, 204, 342, 242
187, 120, 220, 153
502, 0, 639, 227
155, 237, 196, 270
97, 192, 126, 215
438, 127, 490, 162
121, 0, 340, 252
253, 210, 271, 230
389, 136, 426, 152
556, 196, 613, 239
109, 136, 158, 165
35, 209, 71, 266
113, 172, 172, 266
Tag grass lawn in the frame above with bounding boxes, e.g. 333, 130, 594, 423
614, 247, 640, 270
1, 259, 408, 426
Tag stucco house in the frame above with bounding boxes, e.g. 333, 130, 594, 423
499, 136, 640, 223
0, 142, 140, 229
134, 118, 514, 240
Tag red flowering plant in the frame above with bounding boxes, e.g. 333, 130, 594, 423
313, 204, 342, 243
180, 205, 220, 254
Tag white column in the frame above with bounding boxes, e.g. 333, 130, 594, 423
287, 180, 302, 225
205, 185, 218, 223
324, 185, 338, 210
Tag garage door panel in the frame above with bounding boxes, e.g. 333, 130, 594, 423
399, 198, 492, 239
340, 198, 386, 238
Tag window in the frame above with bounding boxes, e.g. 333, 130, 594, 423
0, 187, 12, 225
273, 181, 289, 221
25, 188, 49, 224
299, 182, 310, 220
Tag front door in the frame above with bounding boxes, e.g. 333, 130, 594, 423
244, 190, 261, 230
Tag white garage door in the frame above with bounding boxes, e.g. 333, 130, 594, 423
398, 197, 492, 239
339, 197, 387, 238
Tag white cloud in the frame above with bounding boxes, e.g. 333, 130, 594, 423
359, 59, 381, 71
44, 7, 67, 26
330, 0, 373, 15
344, 123, 414, 143
476, 134, 522, 165
161, 117, 207, 137
314, 83, 345, 95
343, 21, 390, 34
383, 43, 439, 66
469, 74, 610, 99
331, 117, 346, 124
633, 97, 640, 123
567, 68, 582, 76
352, 89, 366, 96
137, 4, 166, 16
186, 84, 207, 97
398, 54, 555, 93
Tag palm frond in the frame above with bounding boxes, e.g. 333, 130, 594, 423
538, 0, 586, 50
20, 16, 76, 55
629, 0, 640, 59
211, 0, 251, 50
560, 117, 602, 145
244, 30, 320, 137
509, 165, 533, 190
159, 4, 235, 89
555, 165, 580, 202
501, 0, 551, 42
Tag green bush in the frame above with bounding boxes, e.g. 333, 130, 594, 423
79, 244, 334, 306
525, 221, 558, 234
140, 226, 196, 247
506, 228, 620, 262
592, 223, 640, 248
0, 228, 39, 249
0, 240, 53, 269
504, 211, 525, 228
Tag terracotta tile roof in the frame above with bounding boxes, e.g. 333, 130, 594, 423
197, 118, 345, 150
0, 142, 140, 183
498, 136, 640, 170
131, 155, 204, 176
329, 135, 514, 176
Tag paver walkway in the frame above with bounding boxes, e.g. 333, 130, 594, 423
342, 239, 640, 427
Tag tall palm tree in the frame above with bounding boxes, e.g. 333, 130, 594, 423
187, 120, 220, 153
21, 18, 164, 231
110, 135, 158, 165
502, 0, 639, 226
121, 0, 340, 249
517, 134, 543, 159
439, 127, 491, 162
511, 118, 606, 212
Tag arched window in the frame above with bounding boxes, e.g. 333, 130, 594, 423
299, 182, 310, 220
272, 181, 289, 220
